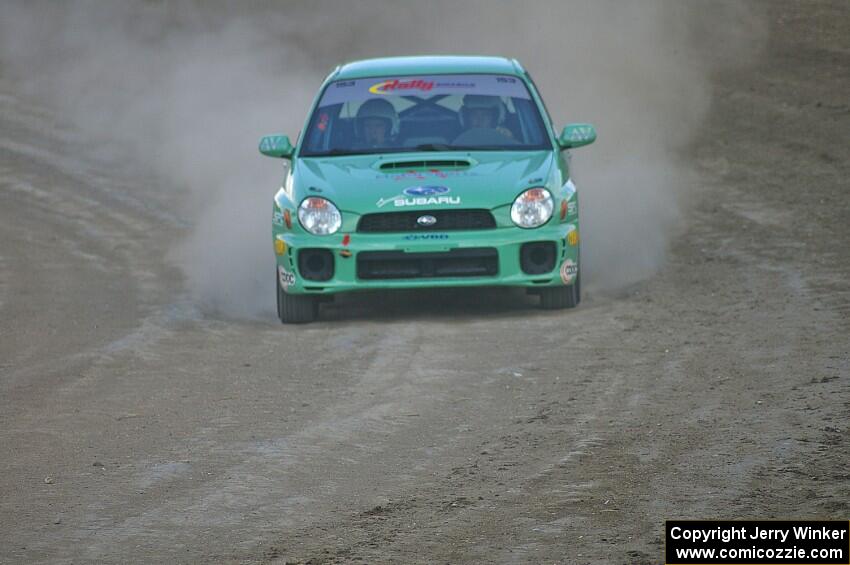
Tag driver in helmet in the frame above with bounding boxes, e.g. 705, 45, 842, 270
459, 94, 514, 139
354, 98, 399, 149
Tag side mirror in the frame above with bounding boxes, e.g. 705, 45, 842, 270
558, 124, 596, 149
259, 134, 294, 159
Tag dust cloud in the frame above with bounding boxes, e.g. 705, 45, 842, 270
0, 1, 765, 318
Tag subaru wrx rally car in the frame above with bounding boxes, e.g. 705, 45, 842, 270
261, 56, 595, 323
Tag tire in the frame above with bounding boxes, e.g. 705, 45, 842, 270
574, 264, 582, 305
540, 268, 580, 310
276, 270, 318, 323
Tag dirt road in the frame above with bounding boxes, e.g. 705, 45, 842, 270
1, 2, 848, 564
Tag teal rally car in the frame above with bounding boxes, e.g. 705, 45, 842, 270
261, 56, 596, 323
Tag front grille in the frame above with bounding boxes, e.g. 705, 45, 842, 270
357, 209, 496, 233
357, 248, 499, 280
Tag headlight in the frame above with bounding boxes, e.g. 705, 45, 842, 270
298, 197, 341, 235
511, 188, 553, 228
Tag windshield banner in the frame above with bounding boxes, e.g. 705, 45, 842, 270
320, 74, 531, 105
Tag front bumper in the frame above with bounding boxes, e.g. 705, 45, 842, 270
275, 223, 579, 295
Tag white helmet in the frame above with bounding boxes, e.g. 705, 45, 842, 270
356, 98, 400, 136
459, 94, 506, 128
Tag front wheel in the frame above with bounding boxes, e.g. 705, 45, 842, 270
539, 269, 580, 310
276, 270, 317, 324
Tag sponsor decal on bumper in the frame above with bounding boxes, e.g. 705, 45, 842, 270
278, 265, 296, 290
560, 258, 577, 285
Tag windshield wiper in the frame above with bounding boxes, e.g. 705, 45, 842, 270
413, 143, 454, 152
308, 143, 543, 157
321, 148, 376, 156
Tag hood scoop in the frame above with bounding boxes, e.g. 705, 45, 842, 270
378, 159, 472, 172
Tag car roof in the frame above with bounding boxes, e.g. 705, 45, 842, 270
333, 55, 525, 80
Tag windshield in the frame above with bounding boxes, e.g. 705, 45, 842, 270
300, 74, 552, 157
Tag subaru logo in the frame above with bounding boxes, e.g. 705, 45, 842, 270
404, 185, 450, 197
417, 215, 438, 227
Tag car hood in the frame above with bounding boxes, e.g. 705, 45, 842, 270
291, 151, 556, 212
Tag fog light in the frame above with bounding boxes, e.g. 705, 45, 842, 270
520, 242, 556, 275
298, 248, 334, 281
